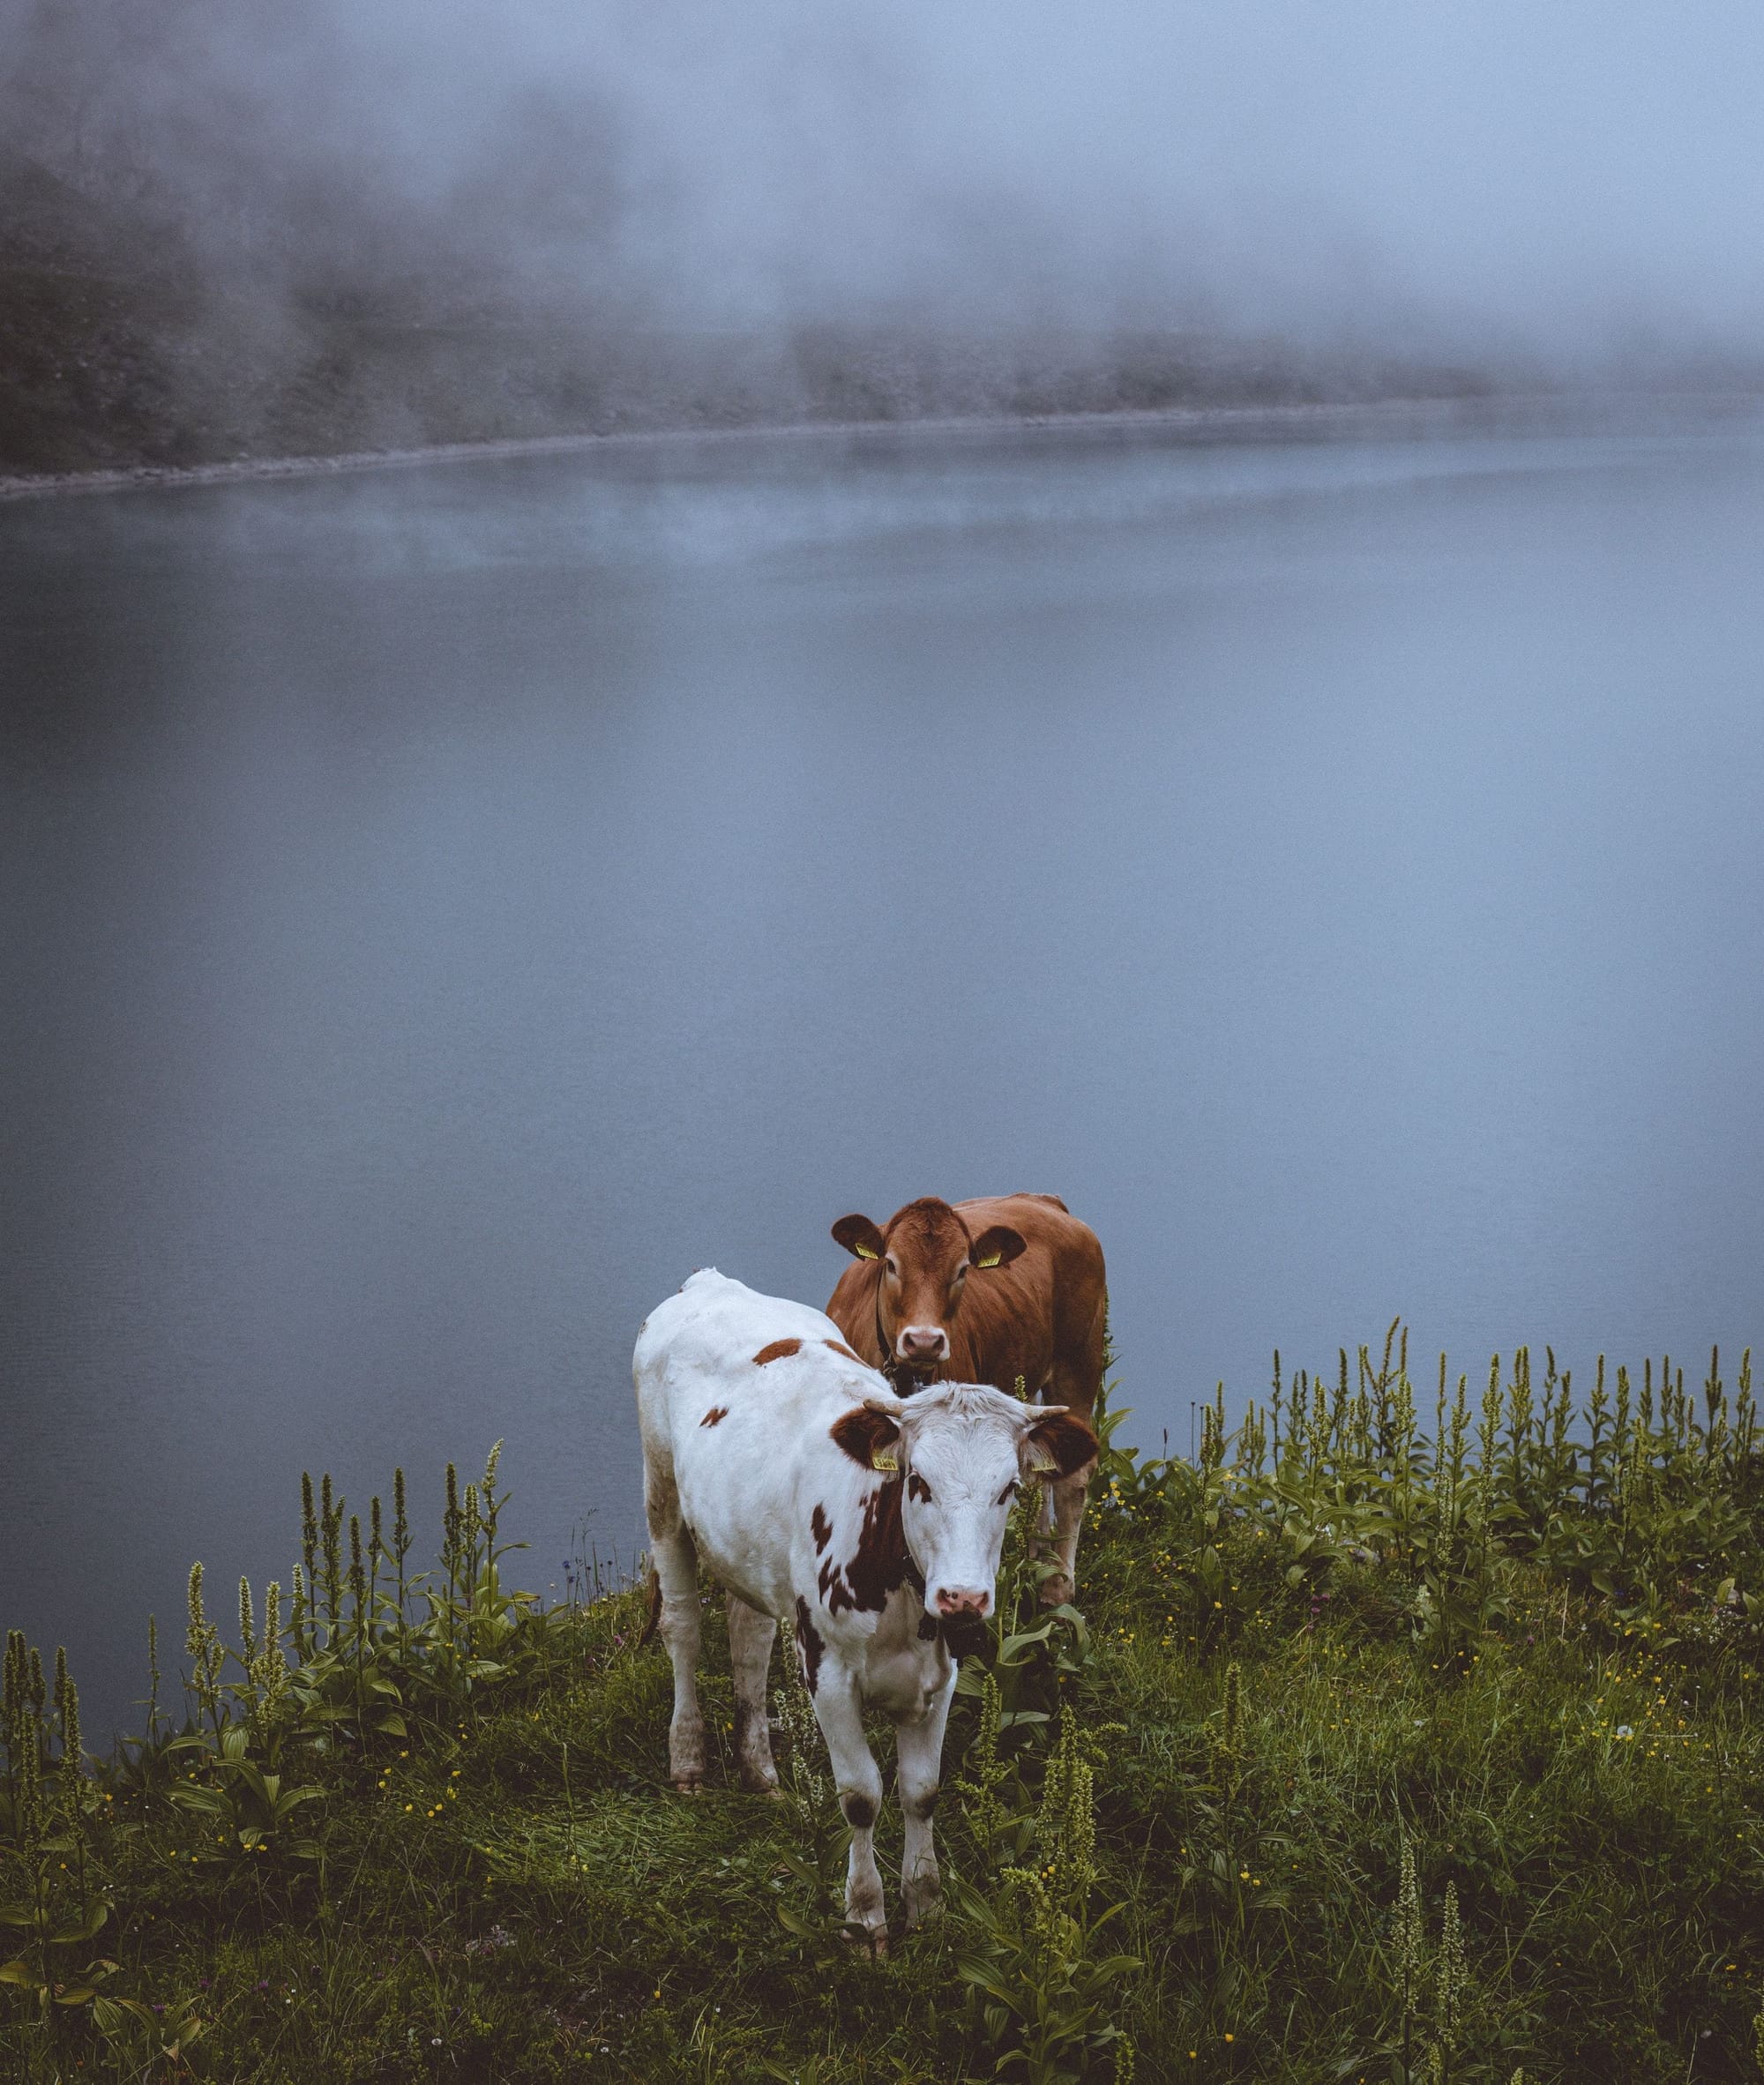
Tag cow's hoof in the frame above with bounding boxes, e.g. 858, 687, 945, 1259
738, 1769, 781, 1797
1037, 1577, 1074, 1609
670, 1773, 705, 1795
841, 1921, 888, 1961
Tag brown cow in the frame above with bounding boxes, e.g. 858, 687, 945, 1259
826, 1194, 1107, 1606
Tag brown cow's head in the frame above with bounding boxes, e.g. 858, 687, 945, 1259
831, 1198, 1026, 1378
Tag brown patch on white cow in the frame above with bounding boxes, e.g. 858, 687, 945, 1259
845, 1479, 910, 1614
793, 1596, 825, 1693
830, 1403, 901, 1470
752, 1337, 803, 1366
824, 1339, 862, 1362
811, 1503, 833, 1554
699, 1406, 729, 1428
818, 1552, 856, 1615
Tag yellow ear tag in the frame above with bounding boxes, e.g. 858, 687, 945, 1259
872, 1445, 899, 1472
975, 1250, 1002, 1268
1026, 1439, 1058, 1474
854, 1243, 879, 1260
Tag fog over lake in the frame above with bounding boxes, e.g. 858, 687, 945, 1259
4, 403, 1764, 1732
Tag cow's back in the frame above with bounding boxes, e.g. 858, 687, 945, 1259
952, 1195, 1106, 1400
635, 1269, 886, 1617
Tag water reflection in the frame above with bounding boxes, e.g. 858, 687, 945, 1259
4, 402, 1763, 1730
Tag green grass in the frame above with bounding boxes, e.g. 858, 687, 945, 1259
5, 1340, 1764, 2082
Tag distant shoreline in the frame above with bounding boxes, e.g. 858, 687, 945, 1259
4, 389, 1759, 504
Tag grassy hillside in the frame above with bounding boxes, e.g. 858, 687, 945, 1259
4, 1334, 1763, 2082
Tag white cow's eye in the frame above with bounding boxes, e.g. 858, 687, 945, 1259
908, 1472, 933, 1505
998, 1481, 1020, 1505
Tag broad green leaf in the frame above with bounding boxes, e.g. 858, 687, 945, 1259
49, 1902, 109, 1943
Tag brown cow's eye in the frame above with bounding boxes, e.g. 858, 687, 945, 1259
885, 1256, 899, 1278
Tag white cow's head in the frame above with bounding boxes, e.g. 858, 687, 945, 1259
832, 1383, 1097, 1647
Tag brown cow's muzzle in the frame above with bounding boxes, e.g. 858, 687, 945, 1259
897, 1326, 950, 1367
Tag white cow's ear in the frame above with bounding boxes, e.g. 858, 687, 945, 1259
1022, 1406, 1098, 1479
831, 1399, 903, 1472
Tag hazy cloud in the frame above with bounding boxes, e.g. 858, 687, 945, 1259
7, 0, 1764, 368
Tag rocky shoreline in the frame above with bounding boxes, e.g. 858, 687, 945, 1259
5, 387, 1762, 507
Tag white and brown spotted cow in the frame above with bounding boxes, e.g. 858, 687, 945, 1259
633, 1268, 1095, 1953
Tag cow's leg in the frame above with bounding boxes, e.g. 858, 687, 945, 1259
726, 1593, 779, 1794
809, 1668, 888, 1954
1024, 1388, 1094, 1609
894, 1665, 956, 1930
1040, 1307, 1105, 1606
1039, 1461, 1096, 1609
647, 1486, 706, 1791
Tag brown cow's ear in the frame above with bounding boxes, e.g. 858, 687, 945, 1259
1023, 1408, 1098, 1480
831, 1401, 903, 1473
968, 1224, 1026, 1271
832, 1214, 886, 1262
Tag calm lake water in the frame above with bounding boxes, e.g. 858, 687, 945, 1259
5, 402, 1764, 1733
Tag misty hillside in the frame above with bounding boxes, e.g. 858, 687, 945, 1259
0, 137, 1505, 478
4, 0, 1763, 478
